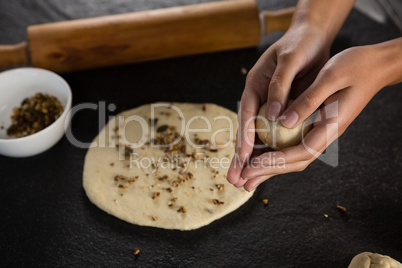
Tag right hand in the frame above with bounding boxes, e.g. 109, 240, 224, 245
227, 24, 331, 188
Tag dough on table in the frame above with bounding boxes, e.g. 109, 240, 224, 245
255, 101, 313, 150
83, 102, 253, 230
348, 252, 402, 268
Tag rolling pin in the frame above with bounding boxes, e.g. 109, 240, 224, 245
0, 0, 294, 73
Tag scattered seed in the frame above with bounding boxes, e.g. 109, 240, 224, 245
336, 205, 346, 212
134, 249, 140, 255
158, 175, 168, 181
216, 184, 225, 191
124, 145, 133, 159
149, 118, 159, 126
212, 199, 224, 205
157, 125, 168, 133
177, 206, 186, 213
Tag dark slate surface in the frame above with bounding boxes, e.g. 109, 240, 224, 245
0, 0, 401, 267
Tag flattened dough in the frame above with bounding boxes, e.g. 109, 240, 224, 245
348, 252, 402, 268
83, 103, 253, 230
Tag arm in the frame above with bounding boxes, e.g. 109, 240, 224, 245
227, 0, 402, 191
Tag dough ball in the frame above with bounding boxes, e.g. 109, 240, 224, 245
255, 101, 313, 150
348, 252, 402, 268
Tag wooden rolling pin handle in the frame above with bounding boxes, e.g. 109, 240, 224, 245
262, 7, 295, 34
0, 42, 29, 69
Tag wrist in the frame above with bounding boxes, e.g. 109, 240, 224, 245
289, 0, 355, 46
372, 38, 402, 89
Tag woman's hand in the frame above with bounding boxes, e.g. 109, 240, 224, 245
228, 38, 402, 191
226, 24, 331, 189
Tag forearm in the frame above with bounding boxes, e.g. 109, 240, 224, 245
290, 0, 356, 46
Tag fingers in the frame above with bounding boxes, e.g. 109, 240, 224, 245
239, 98, 342, 190
233, 177, 248, 188
242, 158, 315, 191
280, 63, 346, 128
239, 87, 363, 191
289, 62, 325, 99
227, 49, 280, 185
226, 108, 255, 184
240, 146, 314, 181
266, 52, 306, 120
226, 72, 269, 185
243, 174, 275, 192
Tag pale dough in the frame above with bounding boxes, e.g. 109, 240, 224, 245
255, 101, 313, 150
83, 102, 253, 230
348, 252, 402, 268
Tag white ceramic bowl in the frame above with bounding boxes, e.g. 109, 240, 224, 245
0, 68, 72, 157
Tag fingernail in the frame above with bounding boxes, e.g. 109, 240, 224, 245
234, 177, 246, 188
267, 102, 281, 121
281, 109, 299, 128
247, 184, 258, 192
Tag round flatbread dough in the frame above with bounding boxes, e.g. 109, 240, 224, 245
83, 102, 253, 230
348, 252, 402, 268
255, 102, 313, 150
